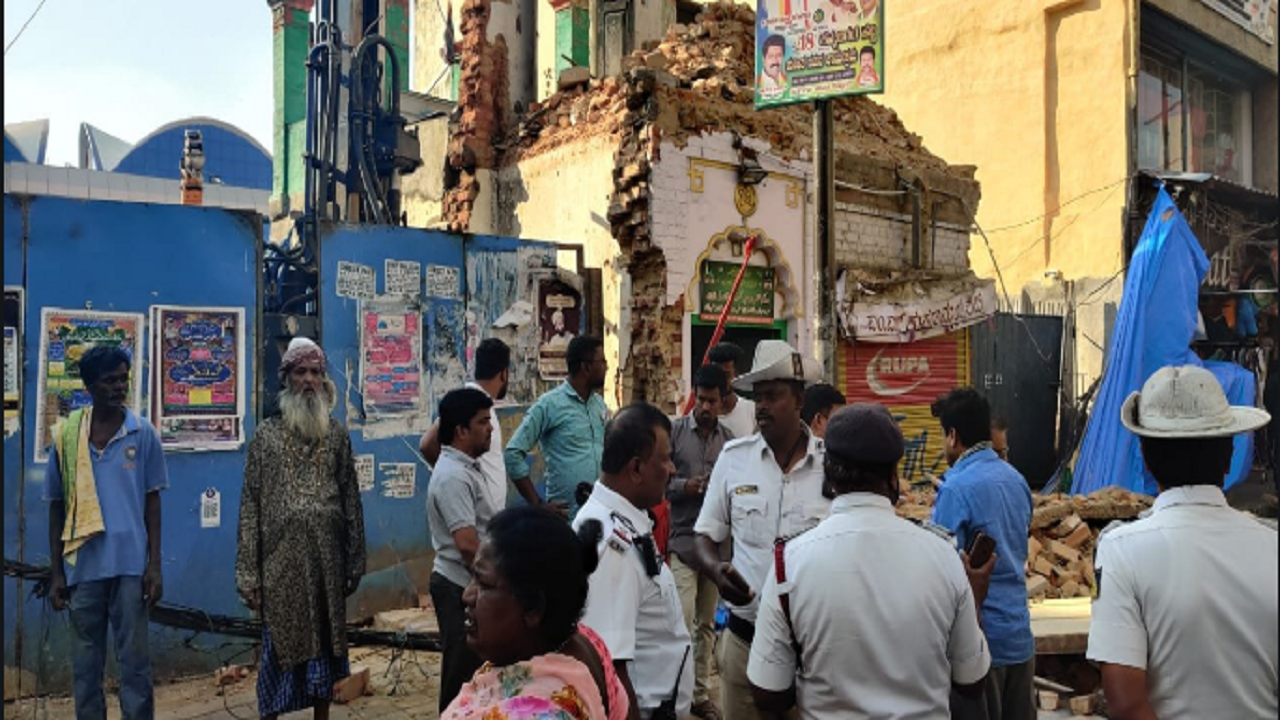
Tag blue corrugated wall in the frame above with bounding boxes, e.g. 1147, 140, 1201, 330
5, 197, 262, 692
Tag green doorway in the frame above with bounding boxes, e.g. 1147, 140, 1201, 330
690, 318, 788, 379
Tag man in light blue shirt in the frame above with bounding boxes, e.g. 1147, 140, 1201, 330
931, 388, 1034, 720
45, 345, 168, 720
505, 336, 610, 519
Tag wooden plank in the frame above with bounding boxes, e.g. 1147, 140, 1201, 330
1031, 598, 1092, 655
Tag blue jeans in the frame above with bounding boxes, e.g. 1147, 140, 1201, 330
68, 576, 154, 720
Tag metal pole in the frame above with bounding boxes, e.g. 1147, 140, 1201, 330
815, 100, 837, 384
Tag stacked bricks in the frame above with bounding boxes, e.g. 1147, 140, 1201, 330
893, 486, 1156, 602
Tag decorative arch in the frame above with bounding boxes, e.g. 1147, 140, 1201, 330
685, 225, 803, 319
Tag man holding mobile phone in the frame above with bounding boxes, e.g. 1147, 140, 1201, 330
931, 389, 1034, 720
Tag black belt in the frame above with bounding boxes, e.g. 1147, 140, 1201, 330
727, 613, 755, 644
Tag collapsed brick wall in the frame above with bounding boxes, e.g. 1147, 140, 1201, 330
443, 0, 510, 232
606, 68, 682, 410
502, 0, 983, 406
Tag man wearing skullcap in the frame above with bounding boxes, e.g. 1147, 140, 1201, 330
236, 338, 366, 720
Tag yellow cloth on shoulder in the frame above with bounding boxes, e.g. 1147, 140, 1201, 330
52, 408, 106, 565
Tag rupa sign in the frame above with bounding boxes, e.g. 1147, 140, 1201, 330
842, 282, 998, 343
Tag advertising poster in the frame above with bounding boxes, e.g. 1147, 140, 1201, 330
360, 300, 424, 419
755, 0, 884, 108
35, 309, 145, 462
152, 306, 245, 449
537, 280, 582, 381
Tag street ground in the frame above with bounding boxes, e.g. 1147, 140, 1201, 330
3, 641, 1098, 720
2, 645, 440, 720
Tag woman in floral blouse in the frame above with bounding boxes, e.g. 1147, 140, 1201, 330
442, 506, 633, 720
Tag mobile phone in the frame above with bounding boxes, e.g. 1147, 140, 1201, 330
967, 531, 996, 568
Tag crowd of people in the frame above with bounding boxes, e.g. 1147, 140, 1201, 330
41, 334, 1277, 720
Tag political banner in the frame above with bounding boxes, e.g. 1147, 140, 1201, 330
755, 0, 884, 108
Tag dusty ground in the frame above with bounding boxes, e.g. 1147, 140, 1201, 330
2, 645, 441, 720
2, 630, 1103, 719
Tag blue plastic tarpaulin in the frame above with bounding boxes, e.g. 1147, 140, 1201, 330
1071, 184, 1255, 495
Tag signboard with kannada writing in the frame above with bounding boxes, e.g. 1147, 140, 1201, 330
35, 309, 145, 462
699, 260, 777, 326
841, 283, 997, 343
755, 0, 884, 108
152, 306, 245, 449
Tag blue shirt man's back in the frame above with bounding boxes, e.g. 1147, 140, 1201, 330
932, 446, 1034, 666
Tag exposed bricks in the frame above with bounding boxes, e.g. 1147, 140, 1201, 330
443, 0, 511, 233
493, 0, 986, 405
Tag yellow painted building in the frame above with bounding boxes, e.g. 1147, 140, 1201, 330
875, 0, 1279, 390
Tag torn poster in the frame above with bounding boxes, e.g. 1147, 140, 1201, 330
337, 261, 376, 300
152, 306, 245, 450
426, 264, 460, 300
3, 288, 19, 438
538, 279, 582, 381
4, 327, 16, 433
360, 299, 424, 423
385, 259, 422, 297
355, 454, 375, 493
380, 462, 417, 499
35, 309, 145, 463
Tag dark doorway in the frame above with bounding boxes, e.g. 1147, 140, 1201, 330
690, 320, 787, 378
970, 314, 1064, 489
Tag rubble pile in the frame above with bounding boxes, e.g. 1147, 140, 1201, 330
894, 485, 1156, 601
1027, 489, 1152, 600
896, 487, 937, 522
512, 0, 957, 175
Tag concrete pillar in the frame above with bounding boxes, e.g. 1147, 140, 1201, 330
268, 0, 314, 215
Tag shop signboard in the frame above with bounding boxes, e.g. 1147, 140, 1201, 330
841, 283, 997, 343
840, 330, 970, 483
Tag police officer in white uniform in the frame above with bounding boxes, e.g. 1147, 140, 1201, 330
1088, 365, 1277, 720
693, 341, 830, 720
576, 403, 693, 719
747, 403, 993, 718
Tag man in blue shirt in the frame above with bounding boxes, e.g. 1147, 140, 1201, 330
931, 388, 1034, 720
505, 336, 610, 519
45, 345, 168, 720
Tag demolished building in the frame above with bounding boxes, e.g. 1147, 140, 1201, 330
435, 0, 994, 471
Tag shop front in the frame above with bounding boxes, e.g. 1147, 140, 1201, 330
837, 280, 998, 483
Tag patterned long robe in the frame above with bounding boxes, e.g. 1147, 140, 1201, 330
236, 417, 366, 668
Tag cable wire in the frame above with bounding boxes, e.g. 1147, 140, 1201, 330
980, 177, 1131, 235
4, 0, 50, 56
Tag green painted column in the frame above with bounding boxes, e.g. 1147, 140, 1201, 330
270, 0, 314, 206
555, 2, 590, 76
384, 0, 410, 99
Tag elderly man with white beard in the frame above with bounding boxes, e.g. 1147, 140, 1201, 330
236, 338, 366, 720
